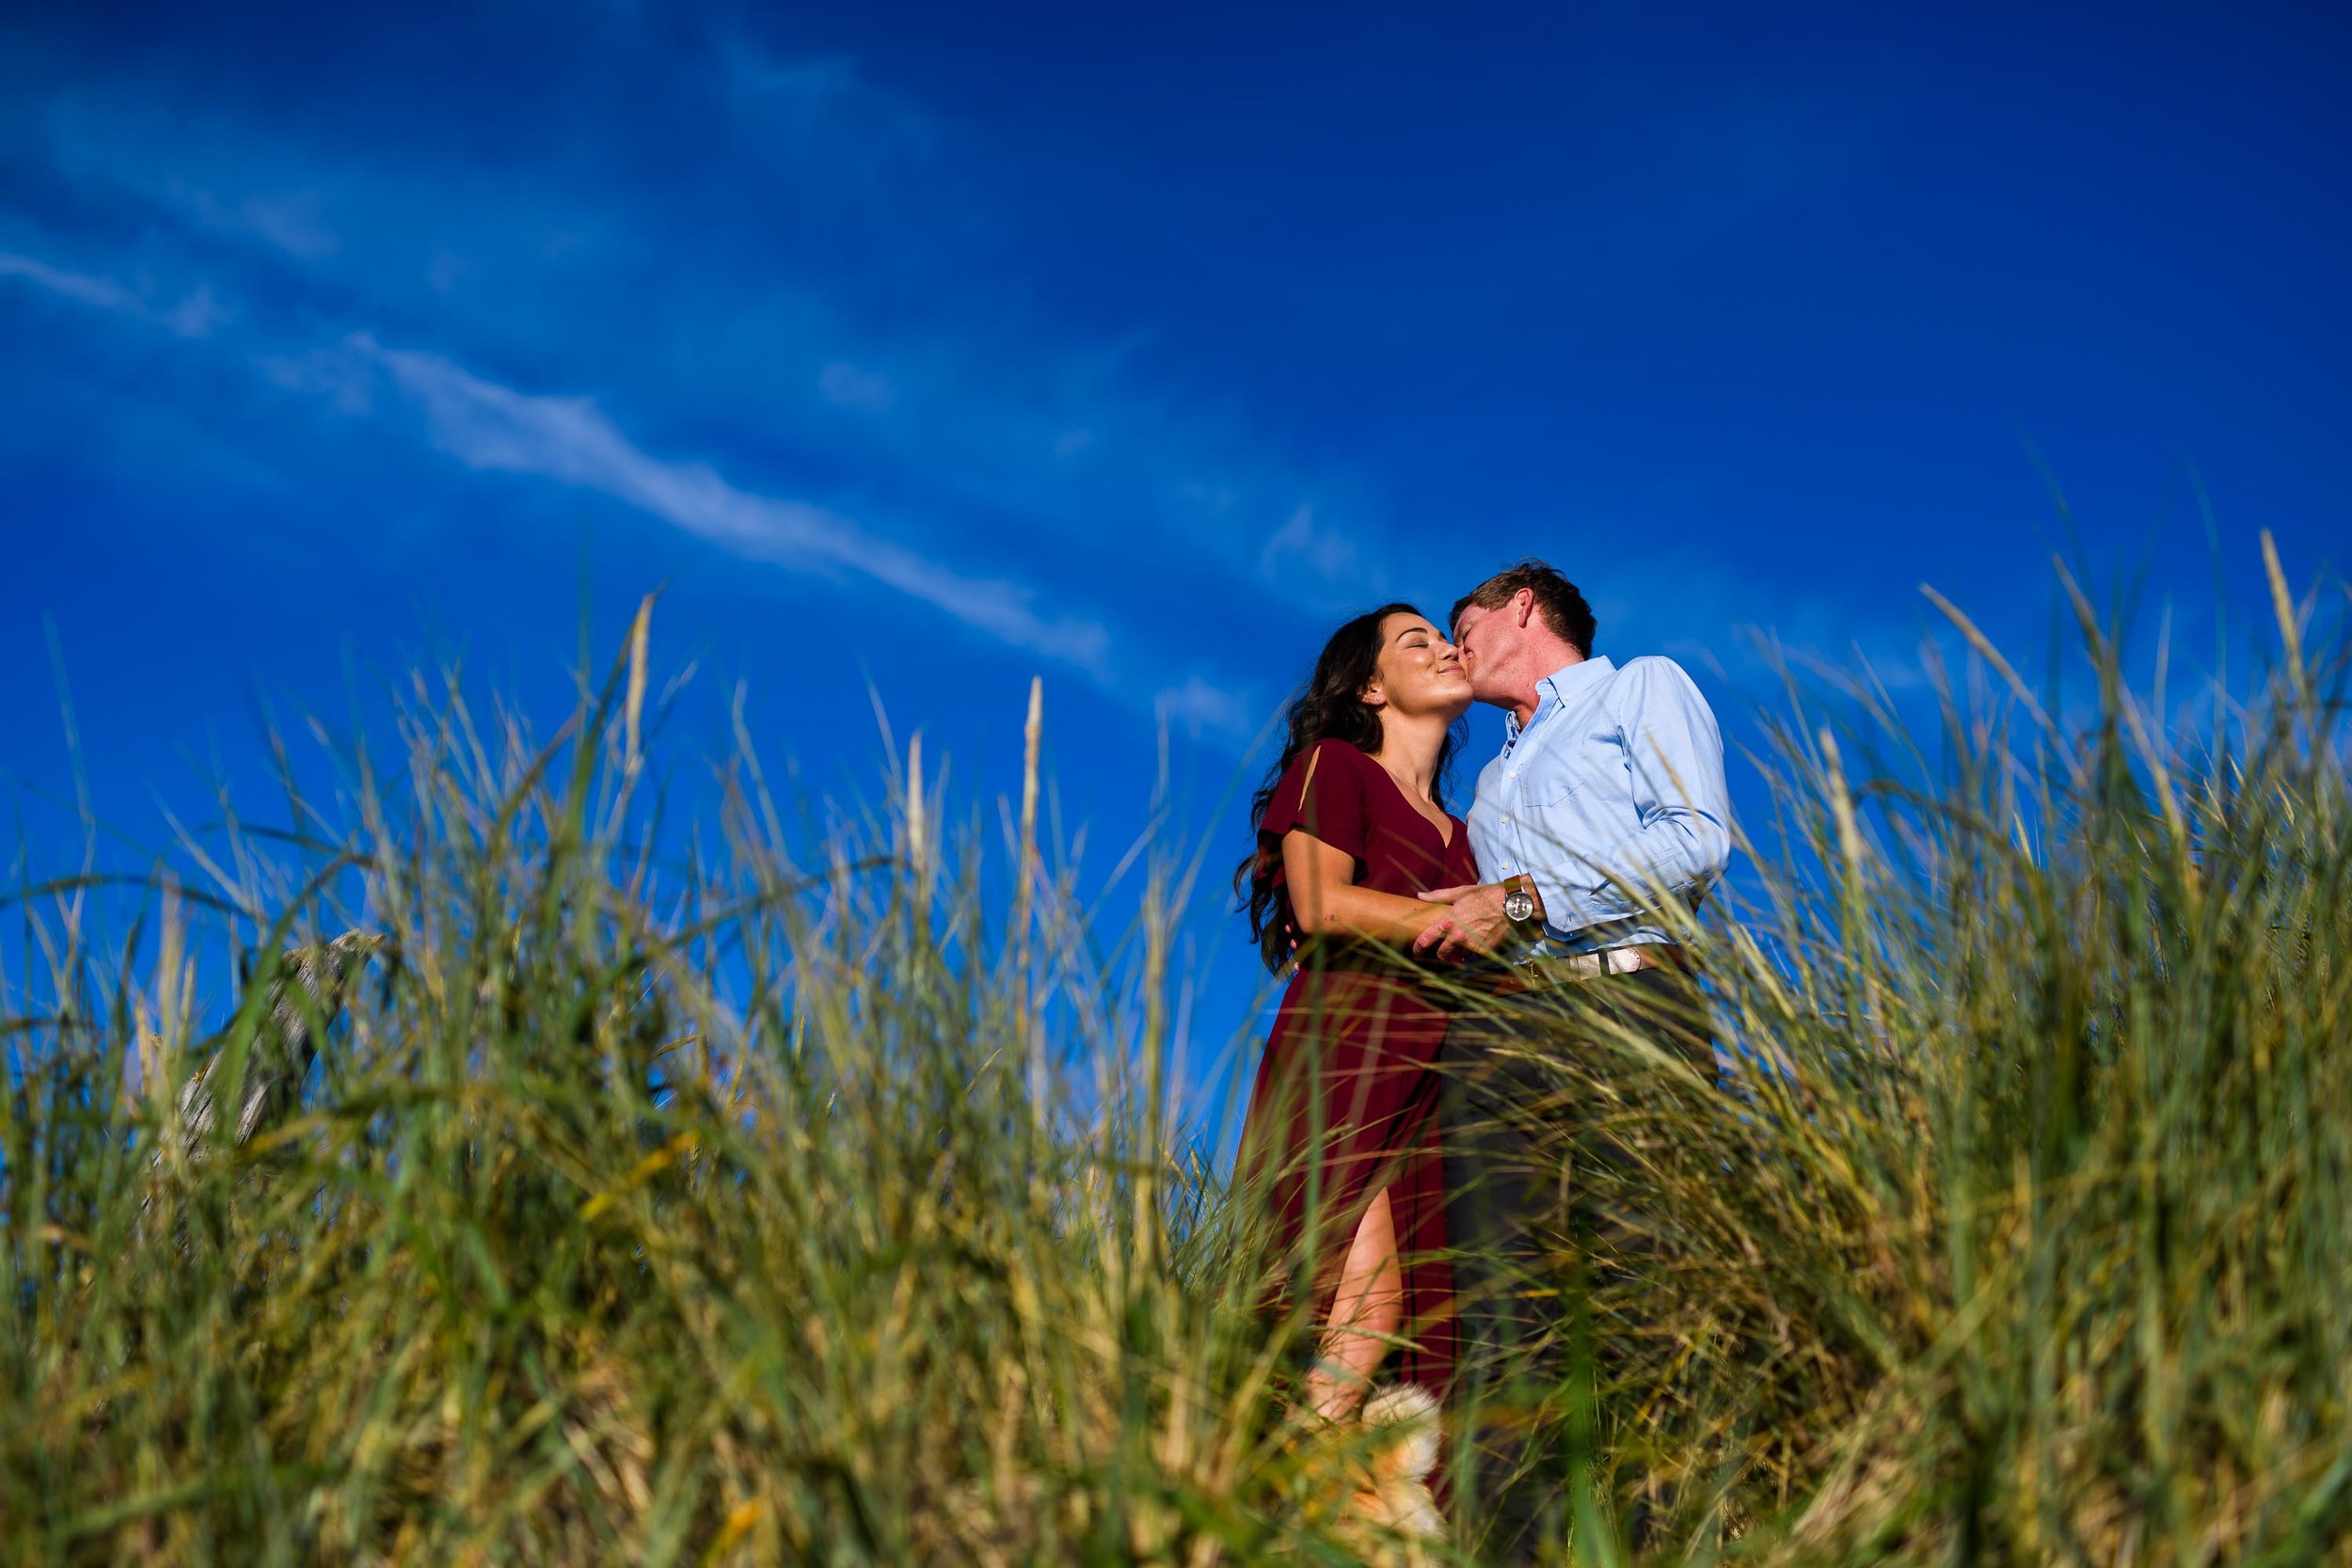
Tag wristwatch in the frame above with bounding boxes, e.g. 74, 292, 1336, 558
1502, 874, 1542, 928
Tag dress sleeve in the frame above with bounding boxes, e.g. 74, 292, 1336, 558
1262, 739, 1370, 861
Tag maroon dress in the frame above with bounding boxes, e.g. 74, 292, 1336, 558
1239, 737, 1479, 1393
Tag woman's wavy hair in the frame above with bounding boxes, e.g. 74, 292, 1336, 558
1233, 603, 1461, 974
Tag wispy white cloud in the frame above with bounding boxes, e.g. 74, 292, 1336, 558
0, 216, 1923, 745
156, 283, 229, 339
5, 54, 1512, 745
253, 342, 377, 413
1259, 502, 1366, 586
165, 181, 342, 260
25, 68, 1393, 626
350, 336, 1112, 673
0, 229, 1114, 677
237, 191, 340, 260
1156, 675, 1261, 741
0, 249, 141, 313
0, 250, 226, 338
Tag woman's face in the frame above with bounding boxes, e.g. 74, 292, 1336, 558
1367, 612, 1472, 721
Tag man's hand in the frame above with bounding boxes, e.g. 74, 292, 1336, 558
1412, 882, 1514, 962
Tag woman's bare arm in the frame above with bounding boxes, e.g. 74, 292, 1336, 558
1282, 831, 1452, 948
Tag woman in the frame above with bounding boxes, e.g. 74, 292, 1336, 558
1236, 603, 1479, 1424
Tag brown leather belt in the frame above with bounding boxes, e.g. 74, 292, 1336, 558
1490, 942, 1692, 995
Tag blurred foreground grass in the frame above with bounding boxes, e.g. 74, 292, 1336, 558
3, 546, 2346, 1566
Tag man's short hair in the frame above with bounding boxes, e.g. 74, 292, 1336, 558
1451, 560, 1597, 657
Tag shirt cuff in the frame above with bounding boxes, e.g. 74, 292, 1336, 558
1531, 867, 1640, 940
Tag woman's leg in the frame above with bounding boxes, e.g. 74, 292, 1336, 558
1301, 1184, 1404, 1422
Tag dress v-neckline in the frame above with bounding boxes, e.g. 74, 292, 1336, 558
1372, 761, 1457, 851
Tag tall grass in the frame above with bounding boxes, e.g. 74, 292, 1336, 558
1529, 541, 2351, 1564
2, 549, 2344, 1565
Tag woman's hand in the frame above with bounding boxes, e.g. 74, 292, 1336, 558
1410, 883, 1515, 962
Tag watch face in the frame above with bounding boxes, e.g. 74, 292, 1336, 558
1503, 888, 1535, 923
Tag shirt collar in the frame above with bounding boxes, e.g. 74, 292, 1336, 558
1502, 655, 1614, 746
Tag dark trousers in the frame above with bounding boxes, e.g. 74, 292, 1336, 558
1438, 965, 1715, 1562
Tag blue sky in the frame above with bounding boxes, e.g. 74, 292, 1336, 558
3, 2, 2346, 1119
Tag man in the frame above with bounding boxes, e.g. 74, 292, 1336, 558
1413, 560, 1731, 1560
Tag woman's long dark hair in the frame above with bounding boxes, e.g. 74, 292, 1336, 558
1234, 603, 1461, 973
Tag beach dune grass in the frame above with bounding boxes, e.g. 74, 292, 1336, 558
2, 547, 2345, 1564
1534, 542, 2352, 1564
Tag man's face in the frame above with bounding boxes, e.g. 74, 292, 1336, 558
1451, 600, 1518, 704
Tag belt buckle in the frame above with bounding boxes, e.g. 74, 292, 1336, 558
1506, 942, 1679, 993
1563, 944, 1663, 983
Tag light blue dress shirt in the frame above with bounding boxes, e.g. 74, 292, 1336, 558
1464, 655, 1732, 955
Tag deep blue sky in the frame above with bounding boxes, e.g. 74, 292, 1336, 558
4, 2, 2346, 1120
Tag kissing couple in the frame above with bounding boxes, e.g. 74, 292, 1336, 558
1234, 559, 1732, 1560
